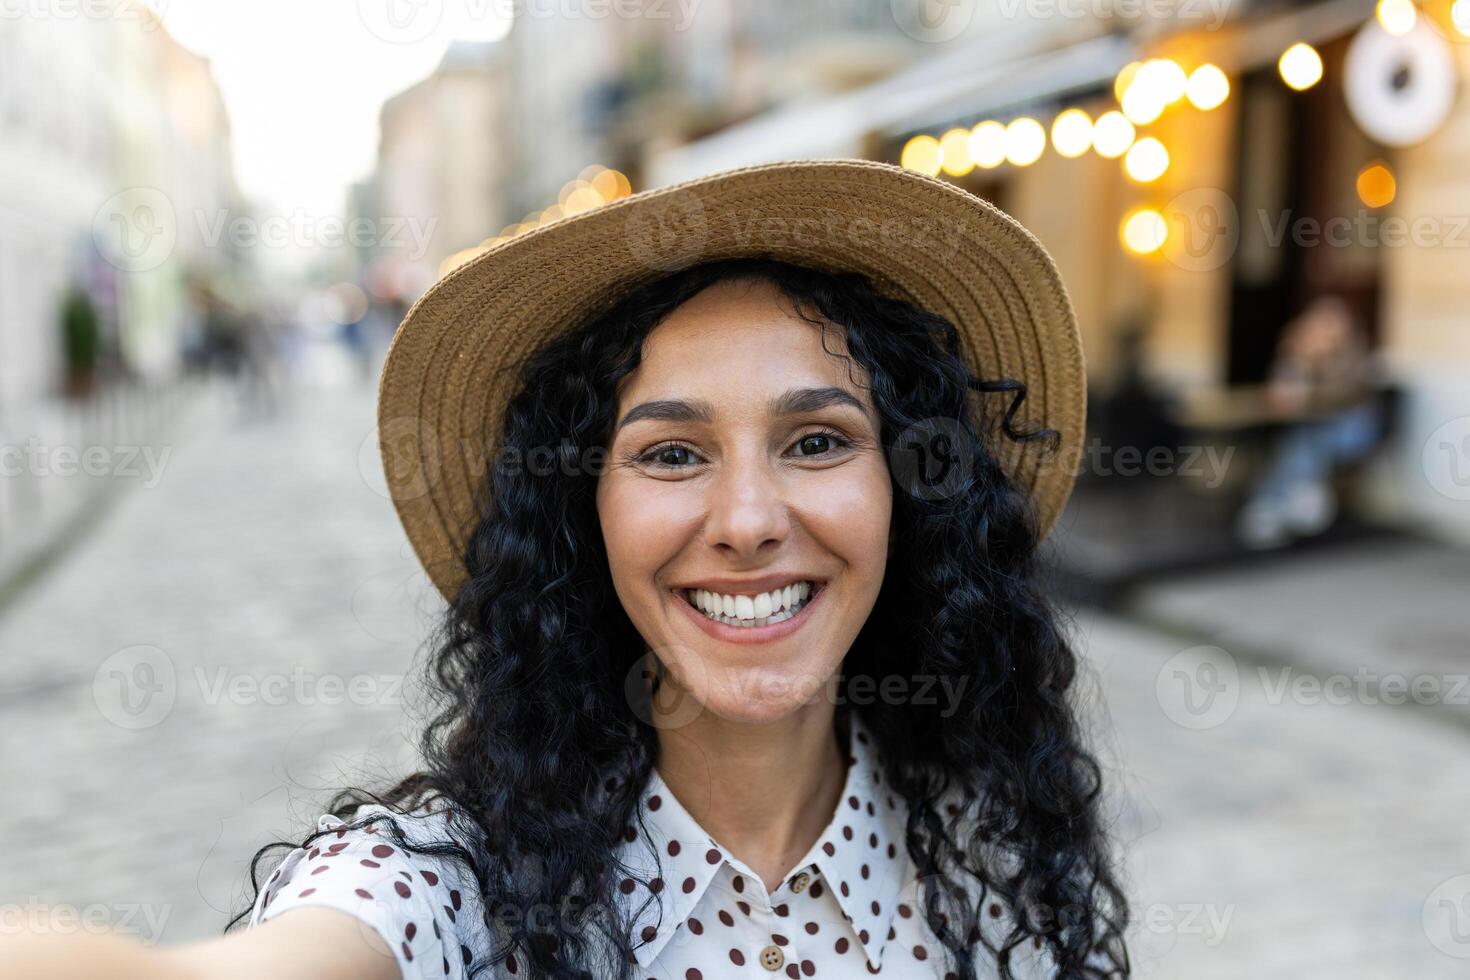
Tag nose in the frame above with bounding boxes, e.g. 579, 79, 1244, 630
701, 449, 791, 559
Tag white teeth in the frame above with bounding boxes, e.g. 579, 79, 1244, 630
684, 581, 817, 628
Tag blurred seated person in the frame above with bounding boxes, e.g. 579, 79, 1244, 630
1236, 295, 1383, 548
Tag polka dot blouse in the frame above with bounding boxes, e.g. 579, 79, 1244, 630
248, 715, 1055, 978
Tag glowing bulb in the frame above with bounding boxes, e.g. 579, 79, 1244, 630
1121, 208, 1168, 255
1092, 111, 1136, 159
901, 135, 943, 176
1051, 109, 1094, 159
1122, 80, 1165, 125
1124, 137, 1170, 182
1356, 162, 1397, 208
1376, 0, 1417, 35
1114, 61, 1142, 103
1150, 59, 1189, 105
1279, 43, 1323, 91
969, 121, 1008, 169
1455, 0, 1470, 36
1005, 117, 1046, 167
1186, 64, 1230, 110
939, 128, 975, 175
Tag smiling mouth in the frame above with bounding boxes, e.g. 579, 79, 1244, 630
676, 581, 825, 629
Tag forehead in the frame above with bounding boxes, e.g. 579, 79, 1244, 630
617, 277, 869, 405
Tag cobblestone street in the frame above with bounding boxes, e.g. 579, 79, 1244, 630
2, 371, 1468, 977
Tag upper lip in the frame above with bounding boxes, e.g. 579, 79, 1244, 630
673, 573, 827, 596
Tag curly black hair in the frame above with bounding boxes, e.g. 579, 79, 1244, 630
230, 256, 1131, 979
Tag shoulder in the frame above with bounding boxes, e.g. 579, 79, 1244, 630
248, 802, 490, 980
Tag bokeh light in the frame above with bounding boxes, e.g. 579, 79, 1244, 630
1051, 109, 1094, 158
1124, 137, 1170, 182
940, 128, 976, 175
1186, 64, 1230, 110
1376, 0, 1418, 35
1357, 161, 1397, 207
1279, 43, 1324, 91
1121, 208, 1168, 254
1005, 117, 1047, 167
969, 120, 1008, 169
901, 134, 943, 175
1092, 111, 1137, 159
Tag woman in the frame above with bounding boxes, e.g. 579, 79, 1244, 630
6, 161, 1129, 979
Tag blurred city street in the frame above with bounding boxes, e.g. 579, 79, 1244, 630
1, 368, 1467, 976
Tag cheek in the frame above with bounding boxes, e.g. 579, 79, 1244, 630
801, 462, 893, 570
596, 479, 691, 597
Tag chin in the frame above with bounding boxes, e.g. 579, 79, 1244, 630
688, 663, 836, 726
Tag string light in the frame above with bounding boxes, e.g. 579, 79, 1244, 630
1121, 208, 1168, 255
1005, 117, 1047, 167
939, 128, 976, 175
1376, 0, 1417, 35
1051, 109, 1094, 158
901, 135, 943, 175
1124, 137, 1170, 182
1279, 43, 1324, 90
1092, 111, 1136, 159
1186, 64, 1230, 110
969, 120, 1008, 169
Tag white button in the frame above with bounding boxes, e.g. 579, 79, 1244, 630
759, 944, 784, 970
790, 871, 811, 893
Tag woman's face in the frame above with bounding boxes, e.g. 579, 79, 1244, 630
596, 277, 893, 726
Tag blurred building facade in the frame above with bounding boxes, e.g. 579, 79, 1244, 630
0, 2, 241, 413
642, 0, 1470, 545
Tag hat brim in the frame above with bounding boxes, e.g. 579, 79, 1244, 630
376, 158, 1085, 605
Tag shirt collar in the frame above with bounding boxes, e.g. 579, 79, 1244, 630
613, 713, 910, 972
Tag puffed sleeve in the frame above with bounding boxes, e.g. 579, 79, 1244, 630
247, 808, 477, 980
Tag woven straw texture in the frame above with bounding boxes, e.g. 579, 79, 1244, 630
376, 158, 1086, 604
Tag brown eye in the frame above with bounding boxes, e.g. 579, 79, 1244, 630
791, 430, 851, 458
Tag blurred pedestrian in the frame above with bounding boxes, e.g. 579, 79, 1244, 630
1236, 295, 1382, 548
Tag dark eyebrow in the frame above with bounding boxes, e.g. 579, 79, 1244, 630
615, 386, 869, 432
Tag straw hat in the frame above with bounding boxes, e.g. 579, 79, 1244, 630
376, 158, 1085, 604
